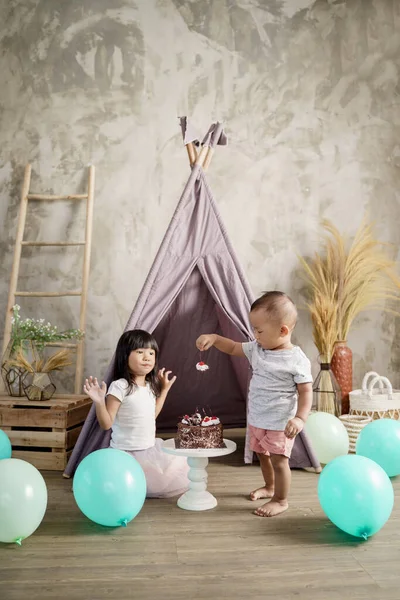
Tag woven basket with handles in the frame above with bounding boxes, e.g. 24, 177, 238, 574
349, 371, 400, 421
339, 414, 372, 453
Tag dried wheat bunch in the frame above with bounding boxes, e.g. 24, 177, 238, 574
299, 219, 400, 360
6, 348, 72, 373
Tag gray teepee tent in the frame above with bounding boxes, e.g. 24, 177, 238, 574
64, 119, 320, 477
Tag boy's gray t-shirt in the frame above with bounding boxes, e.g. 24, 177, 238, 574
242, 341, 313, 430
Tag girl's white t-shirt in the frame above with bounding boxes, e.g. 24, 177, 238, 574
107, 378, 156, 451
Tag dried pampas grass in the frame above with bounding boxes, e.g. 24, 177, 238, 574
300, 219, 400, 361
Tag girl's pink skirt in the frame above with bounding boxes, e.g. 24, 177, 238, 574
125, 438, 189, 498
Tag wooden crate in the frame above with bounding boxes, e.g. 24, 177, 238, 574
0, 394, 91, 471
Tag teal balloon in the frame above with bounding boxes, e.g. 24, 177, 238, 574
73, 448, 146, 527
356, 418, 400, 477
318, 454, 394, 539
0, 429, 12, 459
0, 458, 48, 544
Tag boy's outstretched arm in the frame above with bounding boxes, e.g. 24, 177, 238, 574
196, 334, 245, 357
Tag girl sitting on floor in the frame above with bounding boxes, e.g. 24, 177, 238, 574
83, 329, 189, 498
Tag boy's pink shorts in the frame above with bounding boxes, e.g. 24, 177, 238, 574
248, 424, 294, 458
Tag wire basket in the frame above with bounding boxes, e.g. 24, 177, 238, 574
339, 414, 372, 453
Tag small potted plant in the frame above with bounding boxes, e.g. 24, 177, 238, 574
7, 348, 73, 401
1, 305, 84, 399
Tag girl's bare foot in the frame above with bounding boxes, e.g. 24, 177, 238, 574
253, 498, 288, 517
249, 486, 274, 501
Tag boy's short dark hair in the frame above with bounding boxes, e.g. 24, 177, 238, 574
251, 291, 297, 325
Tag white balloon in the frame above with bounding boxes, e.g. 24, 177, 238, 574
0, 458, 48, 544
305, 412, 349, 464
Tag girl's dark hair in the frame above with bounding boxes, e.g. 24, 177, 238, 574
112, 329, 161, 397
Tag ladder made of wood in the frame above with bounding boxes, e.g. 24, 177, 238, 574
2, 164, 95, 395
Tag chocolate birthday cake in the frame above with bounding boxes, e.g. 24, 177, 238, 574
176, 411, 226, 449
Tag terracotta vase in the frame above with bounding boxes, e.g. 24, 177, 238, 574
331, 341, 353, 415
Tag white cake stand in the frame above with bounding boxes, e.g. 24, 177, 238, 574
162, 438, 237, 511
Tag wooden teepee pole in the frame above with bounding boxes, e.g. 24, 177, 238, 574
185, 142, 197, 166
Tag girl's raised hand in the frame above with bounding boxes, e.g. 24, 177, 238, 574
158, 367, 177, 393
83, 376, 107, 404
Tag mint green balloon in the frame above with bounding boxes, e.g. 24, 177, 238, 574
0, 429, 12, 459
304, 412, 349, 464
356, 418, 400, 477
0, 458, 48, 544
73, 448, 146, 527
318, 454, 394, 539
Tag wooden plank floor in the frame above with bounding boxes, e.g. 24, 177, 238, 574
0, 431, 399, 600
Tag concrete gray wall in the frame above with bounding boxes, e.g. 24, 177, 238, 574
1, 0, 399, 392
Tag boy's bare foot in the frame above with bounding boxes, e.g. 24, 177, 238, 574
249, 486, 274, 501
253, 499, 288, 517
